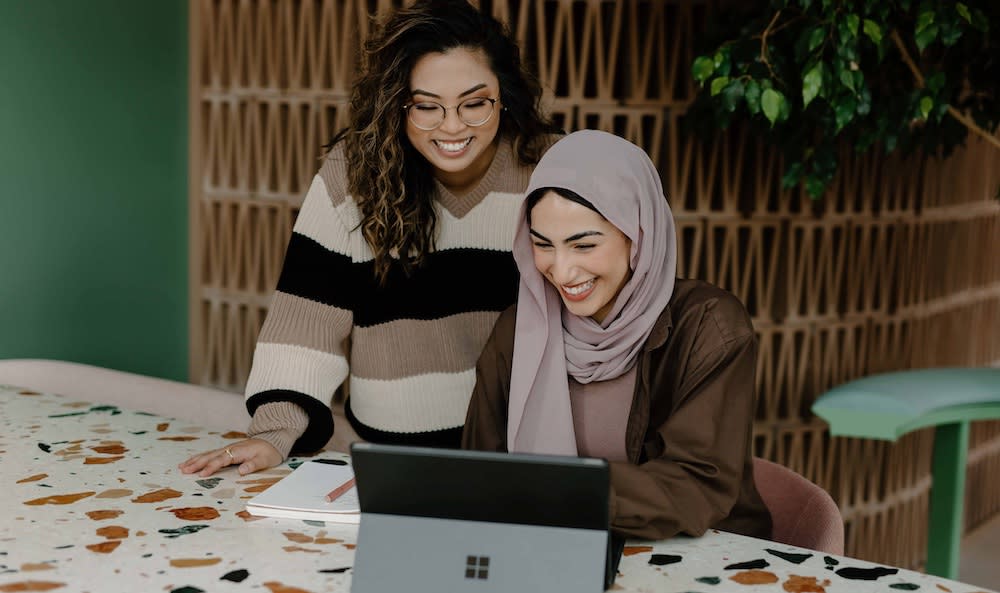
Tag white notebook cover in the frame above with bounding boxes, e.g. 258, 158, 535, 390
245, 459, 360, 524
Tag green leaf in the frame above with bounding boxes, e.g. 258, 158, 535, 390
956, 3, 971, 23
802, 63, 823, 107
781, 161, 803, 189
745, 79, 762, 115
720, 80, 745, 113
920, 96, 933, 119
839, 67, 855, 93
710, 76, 729, 96
970, 8, 988, 32
915, 23, 939, 51
941, 24, 962, 46
806, 174, 827, 198
916, 10, 935, 33
713, 47, 731, 71
692, 56, 716, 84
857, 85, 872, 115
926, 71, 945, 93
779, 93, 791, 121
808, 26, 826, 52
862, 19, 882, 44
846, 14, 860, 36
761, 88, 785, 125
835, 96, 858, 131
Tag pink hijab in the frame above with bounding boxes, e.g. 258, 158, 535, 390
508, 130, 677, 454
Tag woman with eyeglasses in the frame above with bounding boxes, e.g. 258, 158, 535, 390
180, 0, 561, 477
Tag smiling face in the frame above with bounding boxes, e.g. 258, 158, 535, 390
528, 191, 633, 324
405, 47, 502, 195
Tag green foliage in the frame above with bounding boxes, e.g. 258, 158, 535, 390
688, 0, 999, 198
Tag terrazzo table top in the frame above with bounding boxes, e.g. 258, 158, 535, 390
1, 385, 994, 593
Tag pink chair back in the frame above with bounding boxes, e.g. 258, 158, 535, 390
752, 457, 844, 555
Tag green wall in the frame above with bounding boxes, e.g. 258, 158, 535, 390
0, 1, 188, 380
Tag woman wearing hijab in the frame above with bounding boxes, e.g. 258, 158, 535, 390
462, 130, 772, 541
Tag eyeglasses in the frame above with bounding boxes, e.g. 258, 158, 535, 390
403, 97, 499, 130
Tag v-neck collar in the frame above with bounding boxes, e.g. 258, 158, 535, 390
433, 138, 513, 219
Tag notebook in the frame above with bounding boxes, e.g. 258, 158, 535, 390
244, 458, 360, 524
349, 443, 624, 593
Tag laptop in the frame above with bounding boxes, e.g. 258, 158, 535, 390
349, 443, 625, 593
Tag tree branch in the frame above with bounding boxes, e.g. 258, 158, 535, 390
891, 30, 1000, 151
759, 10, 783, 82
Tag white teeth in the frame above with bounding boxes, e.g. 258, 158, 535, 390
564, 279, 594, 295
435, 138, 471, 152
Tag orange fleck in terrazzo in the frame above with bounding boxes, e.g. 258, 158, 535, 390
170, 507, 220, 520
342, 544, 355, 550
85, 541, 121, 554
222, 431, 248, 438
236, 510, 263, 521
0, 581, 65, 592
95, 489, 133, 498
622, 546, 653, 556
157, 436, 199, 441
19, 564, 54, 572
131, 488, 182, 503
156, 423, 169, 431
263, 582, 313, 593
937, 586, 952, 592
314, 538, 342, 545
16, 474, 47, 484
169, 558, 222, 567
86, 510, 124, 520
90, 444, 127, 455
83, 456, 124, 464
783, 575, 829, 592
283, 532, 314, 543
238, 477, 283, 484
24, 492, 95, 506
731, 570, 779, 585
96, 526, 129, 539
282, 546, 322, 554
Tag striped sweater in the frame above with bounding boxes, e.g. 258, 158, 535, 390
244, 138, 544, 454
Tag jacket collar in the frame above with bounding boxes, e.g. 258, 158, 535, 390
643, 301, 674, 351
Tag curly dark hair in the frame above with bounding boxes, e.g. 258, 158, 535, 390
332, 0, 557, 284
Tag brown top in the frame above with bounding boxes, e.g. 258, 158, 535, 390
462, 278, 773, 541
569, 366, 636, 462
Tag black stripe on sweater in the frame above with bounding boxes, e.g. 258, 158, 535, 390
344, 396, 463, 449
275, 232, 519, 327
246, 389, 334, 454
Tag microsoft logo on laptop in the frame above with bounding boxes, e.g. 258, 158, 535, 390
465, 555, 489, 579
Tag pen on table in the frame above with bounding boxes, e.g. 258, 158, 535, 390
325, 477, 356, 502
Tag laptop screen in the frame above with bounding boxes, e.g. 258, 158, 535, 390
349, 443, 610, 530
349, 443, 624, 591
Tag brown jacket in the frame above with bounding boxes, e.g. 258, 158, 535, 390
462, 278, 772, 541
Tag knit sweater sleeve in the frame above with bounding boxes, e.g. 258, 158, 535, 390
244, 150, 356, 456
247, 401, 309, 460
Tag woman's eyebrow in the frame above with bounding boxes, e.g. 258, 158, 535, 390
410, 83, 488, 99
529, 229, 551, 242
564, 230, 603, 243
529, 229, 604, 243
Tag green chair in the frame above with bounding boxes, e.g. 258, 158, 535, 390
811, 367, 1000, 579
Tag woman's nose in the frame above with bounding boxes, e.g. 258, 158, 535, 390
549, 254, 577, 285
438, 108, 466, 134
